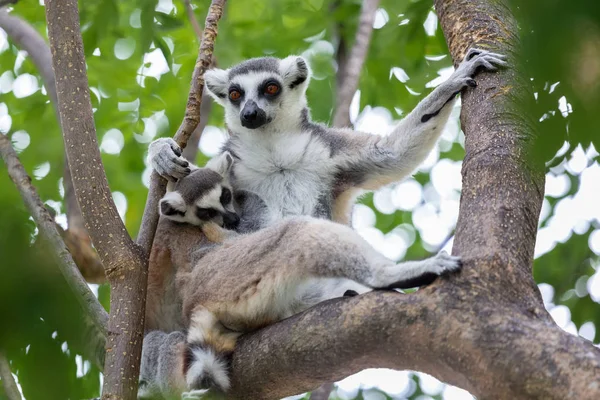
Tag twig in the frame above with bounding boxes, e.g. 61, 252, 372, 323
0, 352, 21, 400
0, 9, 105, 284
0, 0, 18, 9
45, 0, 149, 397
309, 382, 334, 400
332, 0, 380, 128
137, 0, 227, 257
183, 0, 203, 41
0, 134, 107, 368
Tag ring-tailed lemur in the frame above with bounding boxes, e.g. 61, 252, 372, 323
142, 162, 461, 399
148, 48, 507, 226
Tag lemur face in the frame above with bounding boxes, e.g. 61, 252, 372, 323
204, 56, 311, 132
159, 152, 239, 229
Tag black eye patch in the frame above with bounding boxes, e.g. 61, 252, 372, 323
259, 79, 282, 99
220, 188, 232, 206
196, 207, 219, 220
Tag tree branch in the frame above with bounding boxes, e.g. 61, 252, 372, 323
0, 9, 105, 284
0, 352, 21, 400
44, 1, 148, 398
0, 134, 107, 368
137, 0, 226, 257
331, 0, 380, 128
308, 382, 334, 400
183, 0, 203, 41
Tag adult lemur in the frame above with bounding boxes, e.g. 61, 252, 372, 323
143, 48, 506, 398
149, 48, 506, 225
141, 155, 461, 399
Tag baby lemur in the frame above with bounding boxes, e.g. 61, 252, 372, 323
141, 154, 461, 399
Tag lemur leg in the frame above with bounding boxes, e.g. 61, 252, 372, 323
295, 218, 461, 290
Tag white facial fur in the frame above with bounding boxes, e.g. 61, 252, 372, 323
204, 56, 311, 135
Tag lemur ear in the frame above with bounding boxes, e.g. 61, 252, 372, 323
159, 191, 186, 218
279, 56, 311, 90
204, 68, 229, 106
206, 151, 234, 177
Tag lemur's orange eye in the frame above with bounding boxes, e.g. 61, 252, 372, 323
229, 90, 241, 101
265, 84, 280, 95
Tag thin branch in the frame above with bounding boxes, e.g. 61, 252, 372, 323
184, 0, 203, 41
309, 382, 334, 400
332, 0, 380, 128
0, 352, 21, 400
137, 0, 227, 257
45, 0, 149, 397
182, 92, 212, 162
0, 134, 107, 368
0, 9, 105, 284
0, 0, 18, 9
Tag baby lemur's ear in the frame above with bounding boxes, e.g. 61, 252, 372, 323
279, 56, 311, 90
204, 68, 229, 106
206, 151, 234, 177
159, 191, 186, 218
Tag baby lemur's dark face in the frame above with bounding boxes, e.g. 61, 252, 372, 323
159, 166, 239, 230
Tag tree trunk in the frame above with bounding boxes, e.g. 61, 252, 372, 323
220, 1, 600, 398
44, 1, 147, 398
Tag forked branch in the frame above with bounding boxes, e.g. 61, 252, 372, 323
45, 0, 147, 397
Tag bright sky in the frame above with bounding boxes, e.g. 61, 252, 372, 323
2, 3, 599, 399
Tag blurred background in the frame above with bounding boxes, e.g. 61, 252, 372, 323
1, 0, 599, 399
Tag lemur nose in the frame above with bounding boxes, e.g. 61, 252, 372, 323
242, 101, 259, 121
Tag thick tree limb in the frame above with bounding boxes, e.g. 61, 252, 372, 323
45, 1, 147, 398
0, 134, 107, 368
0, 352, 21, 400
219, 1, 600, 399
137, 0, 226, 257
332, 0, 380, 128
0, 9, 105, 284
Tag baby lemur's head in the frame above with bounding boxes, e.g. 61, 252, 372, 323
159, 152, 239, 229
204, 56, 311, 132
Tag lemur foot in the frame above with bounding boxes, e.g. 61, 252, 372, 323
452, 48, 508, 90
429, 250, 462, 275
148, 137, 191, 182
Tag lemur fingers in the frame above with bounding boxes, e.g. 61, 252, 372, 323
428, 250, 462, 275
457, 48, 508, 80
149, 138, 191, 182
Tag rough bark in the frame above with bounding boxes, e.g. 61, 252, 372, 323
331, 0, 380, 128
0, 352, 21, 400
137, 0, 226, 257
0, 9, 105, 284
0, 134, 107, 368
221, 1, 600, 399
44, 1, 147, 398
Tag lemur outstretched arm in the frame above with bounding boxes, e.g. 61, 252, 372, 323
334, 49, 507, 190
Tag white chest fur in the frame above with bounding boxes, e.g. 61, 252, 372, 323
231, 131, 335, 220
